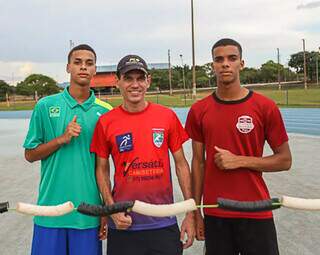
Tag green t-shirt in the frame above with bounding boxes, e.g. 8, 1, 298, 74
23, 87, 112, 229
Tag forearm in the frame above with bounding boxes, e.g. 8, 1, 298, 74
96, 162, 114, 205
238, 153, 292, 172
25, 136, 65, 162
176, 160, 193, 200
191, 158, 204, 206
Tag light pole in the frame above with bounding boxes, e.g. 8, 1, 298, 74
302, 39, 307, 89
180, 54, 187, 105
168, 49, 173, 96
69, 40, 74, 49
277, 48, 281, 90
316, 47, 319, 86
191, 0, 196, 99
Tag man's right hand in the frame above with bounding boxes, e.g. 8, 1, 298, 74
195, 210, 205, 241
111, 212, 132, 230
58, 116, 81, 145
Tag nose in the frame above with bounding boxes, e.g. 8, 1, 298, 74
131, 79, 139, 87
222, 59, 230, 68
80, 63, 87, 70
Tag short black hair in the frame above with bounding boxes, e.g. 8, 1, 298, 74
212, 38, 242, 59
67, 44, 97, 63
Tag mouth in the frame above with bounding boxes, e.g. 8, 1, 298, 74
78, 73, 89, 78
129, 90, 141, 94
220, 72, 232, 75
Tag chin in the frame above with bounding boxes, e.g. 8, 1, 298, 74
219, 77, 235, 85
76, 81, 91, 87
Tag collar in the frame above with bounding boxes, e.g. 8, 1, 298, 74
62, 86, 96, 111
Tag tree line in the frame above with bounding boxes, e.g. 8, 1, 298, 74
1, 50, 319, 101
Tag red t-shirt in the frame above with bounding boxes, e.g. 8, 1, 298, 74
91, 102, 188, 230
185, 91, 288, 219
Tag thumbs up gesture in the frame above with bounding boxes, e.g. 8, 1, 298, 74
214, 146, 241, 170
58, 115, 82, 145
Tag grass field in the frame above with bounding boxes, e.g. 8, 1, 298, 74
1, 86, 319, 111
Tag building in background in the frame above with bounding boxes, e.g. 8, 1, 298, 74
91, 63, 169, 94
58, 63, 169, 94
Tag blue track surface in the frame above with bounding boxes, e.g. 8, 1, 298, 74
1, 108, 319, 136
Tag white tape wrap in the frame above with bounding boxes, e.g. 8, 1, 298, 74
281, 196, 320, 211
16, 201, 74, 216
132, 199, 197, 217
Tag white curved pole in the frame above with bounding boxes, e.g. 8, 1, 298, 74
282, 196, 320, 210
132, 199, 197, 217
16, 201, 74, 216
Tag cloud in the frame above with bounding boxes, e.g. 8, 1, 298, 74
297, 1, 320, 9
19, 63, 34, 77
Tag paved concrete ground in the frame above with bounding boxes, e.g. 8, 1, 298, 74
0, 119, 319, 254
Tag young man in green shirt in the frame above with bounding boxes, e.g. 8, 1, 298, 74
24, 44, 112, 255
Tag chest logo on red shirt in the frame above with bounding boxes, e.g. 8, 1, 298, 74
236, 115, 255, 134
152, 128, 164, 148
116, 133, 133, 153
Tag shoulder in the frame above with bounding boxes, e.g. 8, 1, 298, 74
98, 105, 121, 122
150, 103, 174, 113
94, 98, 113, 112
149, 103, 178, 119
38, 92, 63, 105
34, 92, 63, 111
189, 94, 213, 113
251, 91, 278, 108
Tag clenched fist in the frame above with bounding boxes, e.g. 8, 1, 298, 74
214, 146, 242, 170
57, 116, 81, 145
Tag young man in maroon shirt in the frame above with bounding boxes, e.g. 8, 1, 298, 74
185, 38, 292, 255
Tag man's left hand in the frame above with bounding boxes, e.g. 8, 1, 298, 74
180, 212, 195, 249
214, 146, 242, 170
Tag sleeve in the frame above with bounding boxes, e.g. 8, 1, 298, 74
265, 103, 289, 150
23, 103, 44, 149
90, 118, 110, 158
185, 106, 204, 143
168, 112, 189, 153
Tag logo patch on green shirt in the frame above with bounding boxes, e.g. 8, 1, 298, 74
49, 106, 61, 117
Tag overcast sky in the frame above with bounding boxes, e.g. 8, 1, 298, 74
0, 0, 319, 84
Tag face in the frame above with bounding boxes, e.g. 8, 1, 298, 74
117, 70, 151, 106
212, 45, 244, 86
66, 50, 96, 87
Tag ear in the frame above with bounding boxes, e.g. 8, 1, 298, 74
93, 65, 97, 76
66, 64, 70, 74
115, 75, 120, 88
146, 74, 151, 89
240, 60, 245, 70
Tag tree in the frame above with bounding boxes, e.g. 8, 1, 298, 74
259, 60, 284, 83
149, 69, 170, 91
288, 51, 320, 81
240, 67, 260, 84
16, 74, 60, 98
0, 80, 10, 101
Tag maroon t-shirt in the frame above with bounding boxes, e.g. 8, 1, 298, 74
185, 91, 288, 219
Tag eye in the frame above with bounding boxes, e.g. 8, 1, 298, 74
124, 76, 133, 82
137, 76, 146, 82
214, 57, 223, 63
229, 56, 238, 61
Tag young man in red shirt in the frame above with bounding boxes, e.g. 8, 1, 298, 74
90, 55, 195, 255
185, 38, 292, 255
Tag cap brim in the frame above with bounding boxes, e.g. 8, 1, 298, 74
118, 65, 148, 75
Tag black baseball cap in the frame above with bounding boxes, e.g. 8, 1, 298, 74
117, 55, 148, 76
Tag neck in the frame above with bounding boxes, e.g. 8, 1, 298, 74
216, 80, 249, 101
69, 83, 91, 104
122, 100, 148, 113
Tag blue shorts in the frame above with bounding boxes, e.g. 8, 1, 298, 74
31, 224, 102, 255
